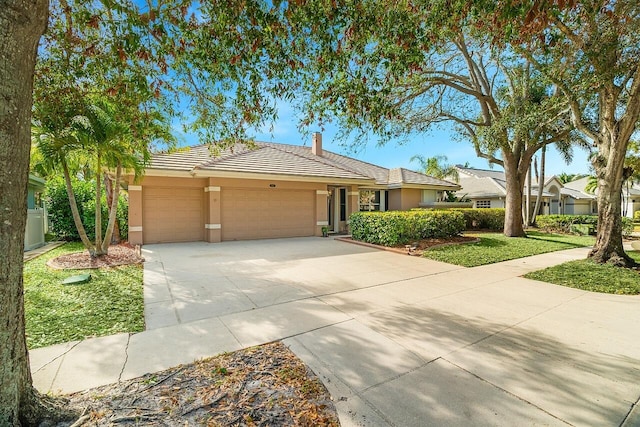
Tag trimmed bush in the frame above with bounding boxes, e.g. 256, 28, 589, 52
413, 208, 505, 231
451, 208, 505, 231
623, 217, 634, 237
536, 215, 596, 234
634, 210, 640, 221
350, 210, 465, 246
536, 214, 634, 237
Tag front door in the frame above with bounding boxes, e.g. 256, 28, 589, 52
327, 187, 347, 233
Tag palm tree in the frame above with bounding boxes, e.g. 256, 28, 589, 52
410, 154, 459, 182
585, 176, 598, 194
33, 99, 157, 256
557, 172, 587, 184
33, 122, 96, 252
531, 145, 546, 225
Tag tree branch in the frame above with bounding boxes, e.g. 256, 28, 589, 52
517, 48, 599, 142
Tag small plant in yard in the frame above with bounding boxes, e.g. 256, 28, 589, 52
524, 251, 640, 294
423, 231, 595, 267
23, 242, 144, 349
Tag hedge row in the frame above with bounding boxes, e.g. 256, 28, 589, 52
412, 208, 505, 231
449, 208, 505, 231
350, 210, 465, 246
536, 214, 634, 237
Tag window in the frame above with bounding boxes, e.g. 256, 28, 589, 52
359, 190, 381, 211
476, 200, 491, 209
340, 188, 347, 220
421, 190, 436, 203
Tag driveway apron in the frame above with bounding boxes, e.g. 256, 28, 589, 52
30, 237, 640, 427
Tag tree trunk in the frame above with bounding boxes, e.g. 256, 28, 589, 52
524, 162, 531, 226
101, 163, 121, 253
0, 1, 75, 425
104, 172, 121, 244
502, 156, 527, 237
531, 145, 546, 225
94, 151, 103, 255
62, 160, 96, 255
590, 162, 634, 266
589, 109, 635, 266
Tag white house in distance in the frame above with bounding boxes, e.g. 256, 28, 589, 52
455, 166, 597, 215
564, 176, 640, 218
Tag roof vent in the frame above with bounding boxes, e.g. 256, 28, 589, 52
312, 132, 322, 156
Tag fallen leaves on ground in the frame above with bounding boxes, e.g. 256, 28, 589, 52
59, 342, 339, 426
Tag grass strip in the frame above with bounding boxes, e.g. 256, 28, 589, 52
524, 251, 640, 295
423, 231, 595, 267
24, 242, 144, 349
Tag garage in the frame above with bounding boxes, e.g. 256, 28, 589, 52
221, 188, 315, 241
143, 187, 204, 243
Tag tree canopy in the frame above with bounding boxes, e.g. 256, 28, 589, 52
465, 0, 640, 264
267, 1, 581, 236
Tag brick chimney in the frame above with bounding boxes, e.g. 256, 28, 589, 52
312, 132, 322, 156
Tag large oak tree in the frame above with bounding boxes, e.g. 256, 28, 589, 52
471, 0, 640, 265
277, 2, 580, 236
0, 1, 68, 425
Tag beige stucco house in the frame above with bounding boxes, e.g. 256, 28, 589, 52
126, 133, 460, 245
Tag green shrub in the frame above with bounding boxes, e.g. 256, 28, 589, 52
536, 214, 634, 237
350, 210, 465, 246
634, 210, 640, 221
623, 217, 634, 237
414, 208, 505, 231
46, 177, 98, 241
117, 194, 129, 241
451, 208, 505, 231
45, 177, 128, 242
535, 215, 596, 233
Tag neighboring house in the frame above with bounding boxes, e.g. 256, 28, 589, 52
25, 174, 47, 251
126, 133, 460, 244
622, 184, 640, 218
561, 177, 598, 215
455, 166, 596, 215
564, 176, 640, 218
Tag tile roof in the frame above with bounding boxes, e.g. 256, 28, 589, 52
388, 168, 459, 187
456, 166, 596, 200
148, 141, 460, 189
560, 187, 596, 200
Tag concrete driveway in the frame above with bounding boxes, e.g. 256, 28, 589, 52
31, 237, 640, 426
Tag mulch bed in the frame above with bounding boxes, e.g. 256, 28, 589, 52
59, 342, 339, 426
47, 244, 144, 270
336, 235, 479, 256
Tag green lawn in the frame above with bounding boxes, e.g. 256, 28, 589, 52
23, 242, 144, 349
423, 231, 595, 267
524, 251, 640, 295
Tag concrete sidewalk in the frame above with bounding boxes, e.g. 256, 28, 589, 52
30, 238, 640, 426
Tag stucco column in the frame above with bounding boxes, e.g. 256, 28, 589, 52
347, 186, 360, 231
205, 181, 221, 243
128, 183, 143, 245
315, 189, 329, 236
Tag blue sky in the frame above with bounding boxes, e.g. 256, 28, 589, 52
175, 100, 593, 177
